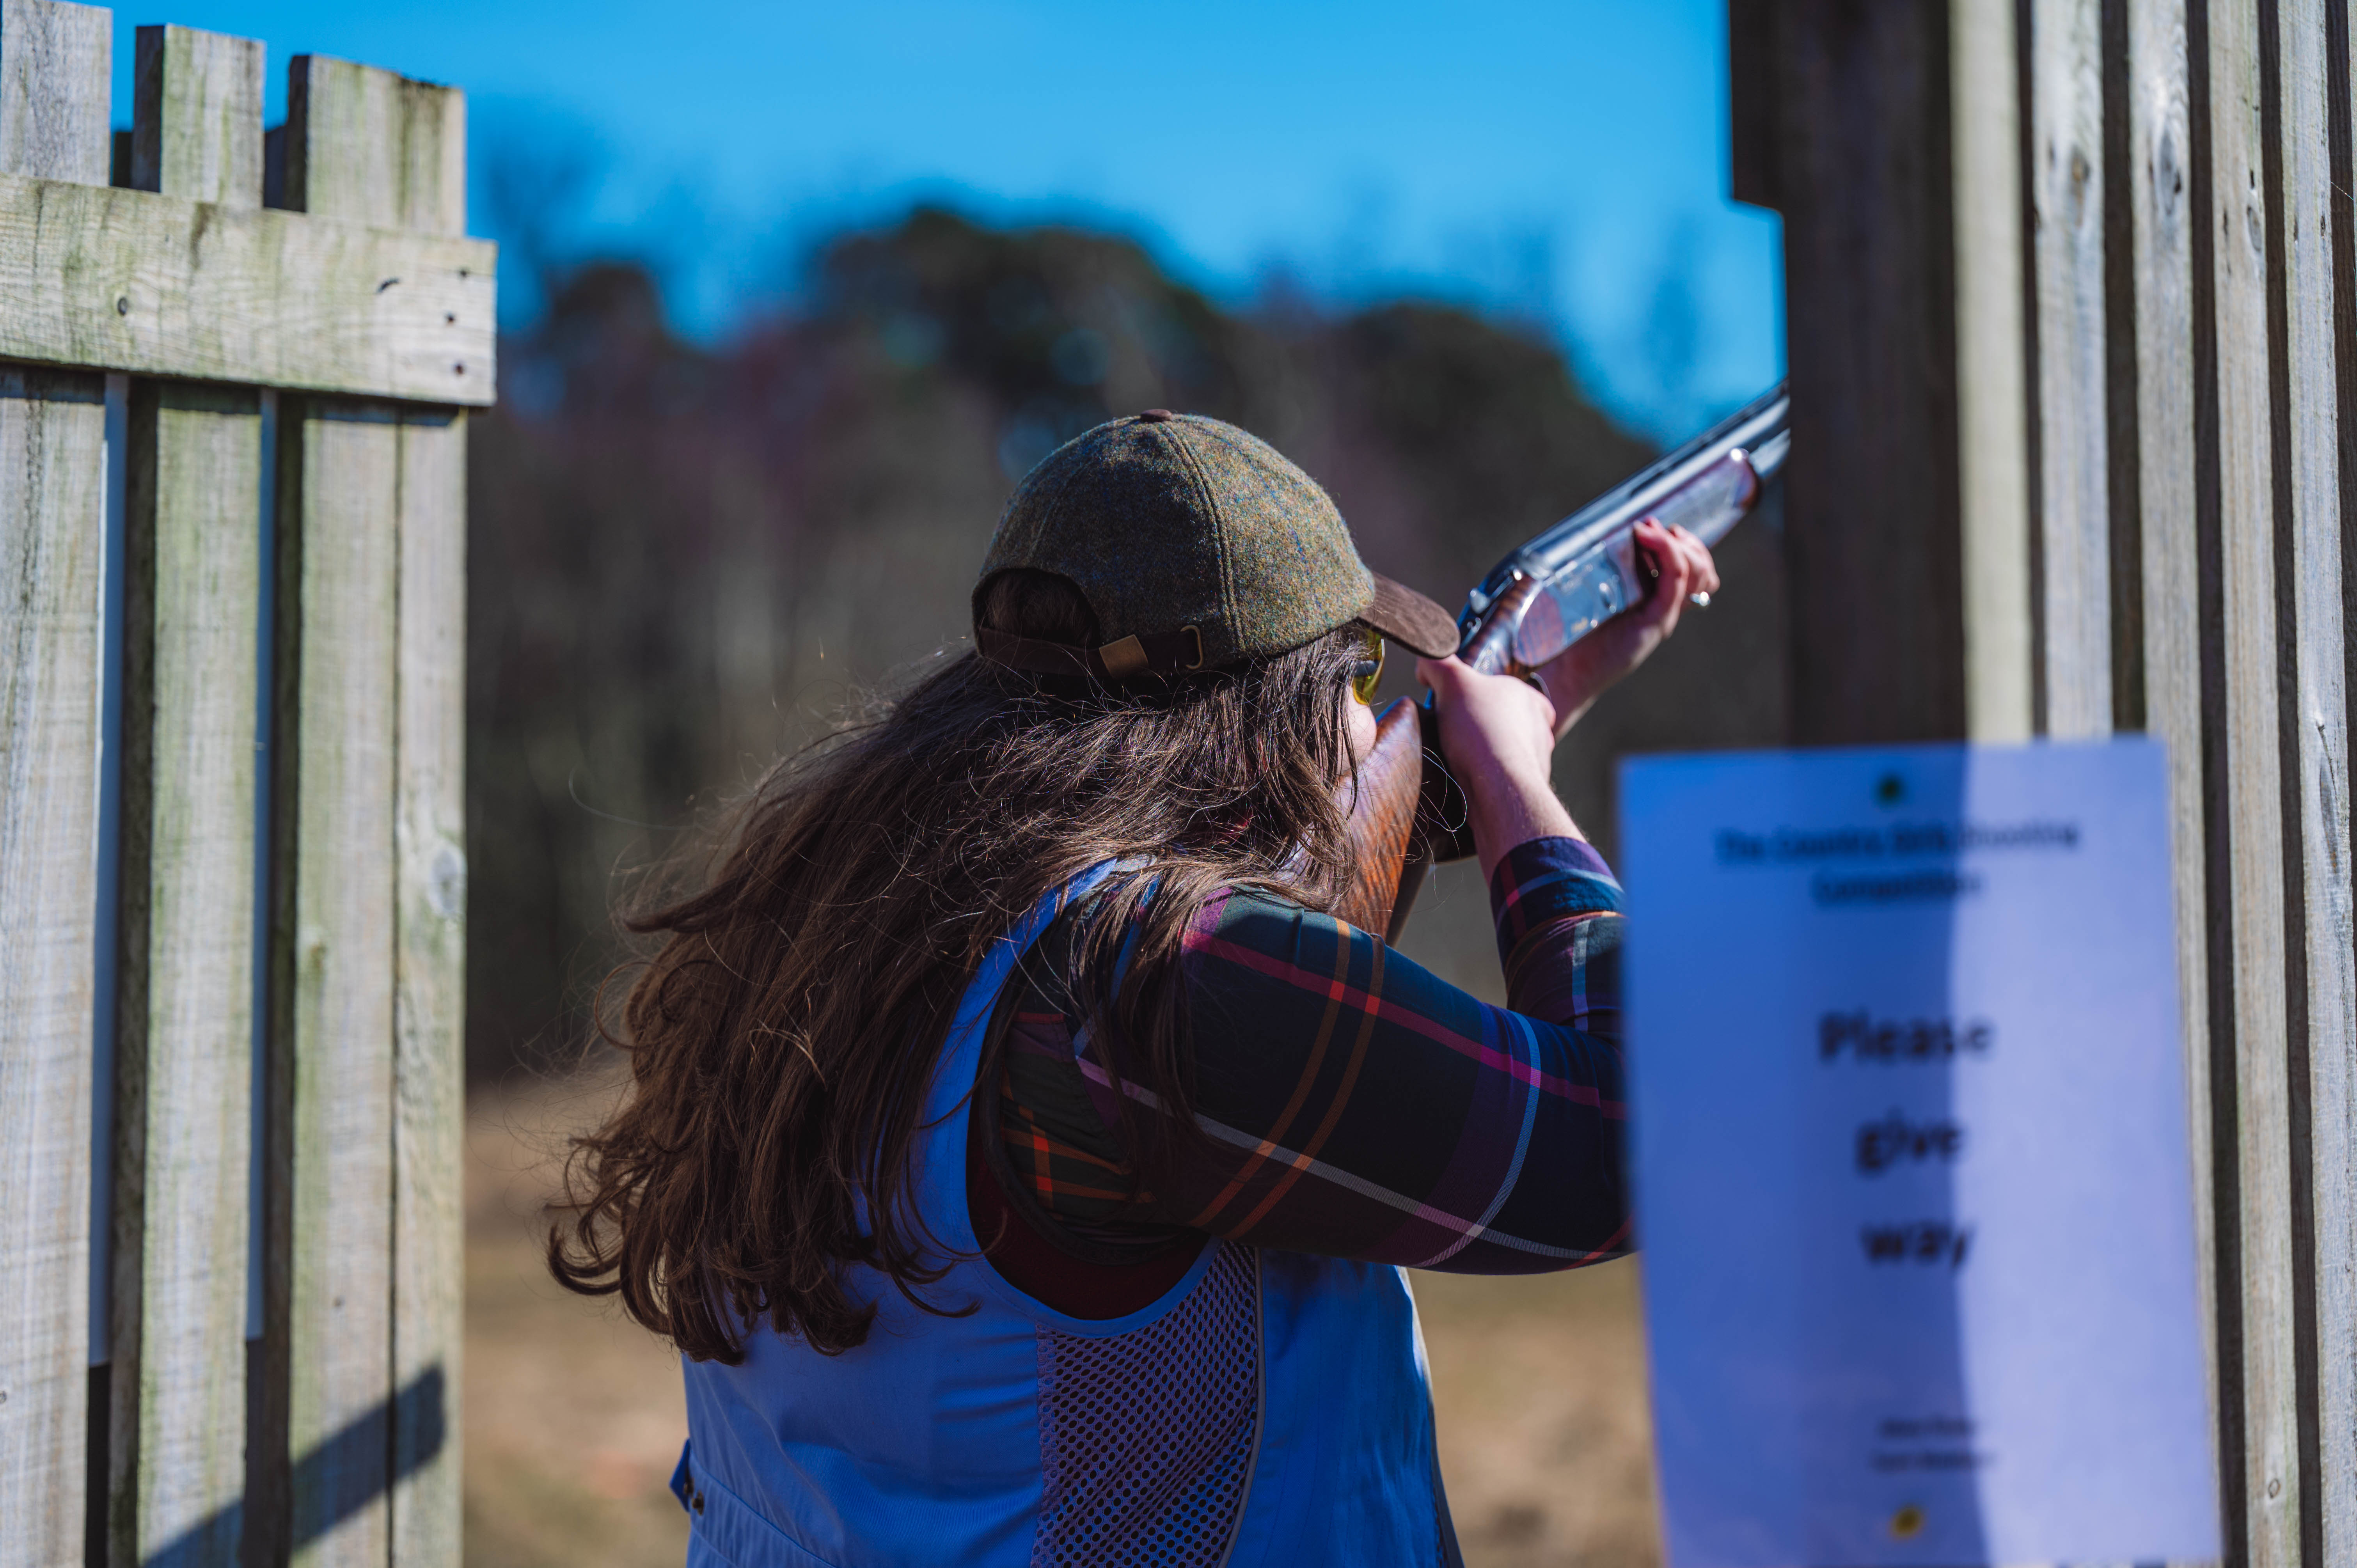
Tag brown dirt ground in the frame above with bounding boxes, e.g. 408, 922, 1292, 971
463, 1074, 1664, 1568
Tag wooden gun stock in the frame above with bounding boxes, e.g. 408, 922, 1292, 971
1333, 576, 1540, 941
1333, 697, 1431, 940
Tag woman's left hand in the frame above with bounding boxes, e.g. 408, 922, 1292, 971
1528, 518, 1719, 735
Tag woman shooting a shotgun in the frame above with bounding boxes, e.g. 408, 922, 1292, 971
552, 410, 1718, 1566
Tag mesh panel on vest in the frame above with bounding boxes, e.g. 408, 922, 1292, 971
1032, 1242, 1261, 1568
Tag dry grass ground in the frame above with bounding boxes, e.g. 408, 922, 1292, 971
464, 1077, 690, 1567
463, 1073, 1664, 1568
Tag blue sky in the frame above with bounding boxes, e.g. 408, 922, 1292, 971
106, 1, 1783, 440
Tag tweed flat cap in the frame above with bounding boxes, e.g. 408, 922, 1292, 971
974, 409, 1457, 677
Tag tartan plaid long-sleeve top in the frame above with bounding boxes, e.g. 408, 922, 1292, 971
977, 836, 1628, 1282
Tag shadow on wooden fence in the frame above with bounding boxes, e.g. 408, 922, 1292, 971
131, 1368, 448, 1568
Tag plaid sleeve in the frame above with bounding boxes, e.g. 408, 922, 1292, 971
1489, 835, 1623, 1031
997, 870, 1633, 1275
1152, 890, 1627, 1270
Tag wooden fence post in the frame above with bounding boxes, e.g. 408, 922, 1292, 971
2270, 4, 2354, 1562
2282, 6, 2357, 1562
269, 52, 467, 1568
2201, 4, 2303, 1557
380, 78, 467, 1568
390, 398, 465, 1568
1949, 0, 2038, 742
2263, 0, 2357, 1556
2118, 0, 2216, 1478
2028, 0, 2116, 735
106, 25, 265, 1568
112, 375, 262, 1568
0, 4, 109, 1564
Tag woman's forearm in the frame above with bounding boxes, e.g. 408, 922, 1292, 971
1466, 761, 1581, 884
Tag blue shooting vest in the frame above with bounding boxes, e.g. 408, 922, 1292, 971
671, 863, 1457, 1566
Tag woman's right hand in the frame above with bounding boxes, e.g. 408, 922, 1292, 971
1529, 518, 1718, 734
1417, 655, 1581, 882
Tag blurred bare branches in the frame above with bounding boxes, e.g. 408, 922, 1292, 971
465, 199, 1784, 1082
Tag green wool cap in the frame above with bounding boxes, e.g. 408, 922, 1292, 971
974, 410, 1457, 675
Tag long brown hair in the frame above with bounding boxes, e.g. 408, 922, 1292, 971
548, 570, 1366, 1360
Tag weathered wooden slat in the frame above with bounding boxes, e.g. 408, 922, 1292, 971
0, 6, 106, 1561
277, 58, 476, 1568
0, 172, 494, 404
273, 397, 397, 1568
0, 0, 107, 185
2207, 2, 2300, 1562
101, 30, 271, 1567
2274, 1, 2353, 1559
337, 62, 472, 1567
2319, 11, 2357, 1564
269, 54, 478, 1568
130, 25, 262, 211
2125, 0, 2217, 1499
2028, 0, 2114, 736
1949, 0, 2035, 741
0, 362, 106, 1568
109, 380, 259, 1568
391, 408, 464, 1568
287, 56, 465, 239
1759, 0, 1971, 744
276, 63, 461, 1568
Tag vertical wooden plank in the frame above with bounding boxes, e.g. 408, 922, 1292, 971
2273, 1, 2351, 1561
271, 396, 397, 1568
1760, 0, 1971, 744
390, 408, 463, 1568
1727, 0, 1783, 210
0, 6, 106, 1564
1952, 0, 2037, 741
2208, 3, 2300, 1563
130, 25, 262, 210
383, 71, 466, 1564
0, 0, 109, 184
279, 57, 470, 1568
286, 55, 465, 237
111, 381, 260, 1568
400, 85, 463, 242
2029, 0, 2117, 735
103, 27, 266, 1568
2126, 0, 2219, 1516
0, 364, 107, 1568
2316, 9, 2357, 1563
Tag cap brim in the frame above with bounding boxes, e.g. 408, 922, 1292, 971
1357, 573, 1461, 660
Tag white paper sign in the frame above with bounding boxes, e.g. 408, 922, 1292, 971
1619, 740, 2218, 1568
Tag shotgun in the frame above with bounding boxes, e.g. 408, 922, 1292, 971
1337, 381, 1791, 940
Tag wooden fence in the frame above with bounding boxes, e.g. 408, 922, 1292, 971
1735, 0, 2353, 1562
0, 2, 492, 1564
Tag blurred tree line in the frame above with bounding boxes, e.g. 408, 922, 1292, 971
466, 206, 1787, 1081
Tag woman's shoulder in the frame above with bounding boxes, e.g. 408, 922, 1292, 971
1036, 871, 1344, 978
1160, 880, 1368, 987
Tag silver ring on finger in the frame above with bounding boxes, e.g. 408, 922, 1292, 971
1688, 590, 1713, 609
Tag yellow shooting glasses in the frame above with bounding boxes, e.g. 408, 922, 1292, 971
1350, 628, 1386, 705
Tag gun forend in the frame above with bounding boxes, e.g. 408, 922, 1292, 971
1454, 381, 1789, 675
